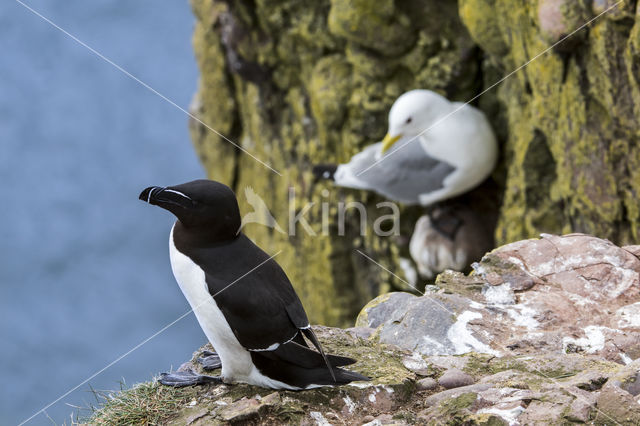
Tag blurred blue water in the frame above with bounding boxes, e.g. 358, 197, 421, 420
1, 1, 209, 424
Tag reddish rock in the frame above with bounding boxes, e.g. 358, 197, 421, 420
360, 234, 640, 363
596, 383, 640, 423
218, 398, 262, 422
537, 0, 590, 44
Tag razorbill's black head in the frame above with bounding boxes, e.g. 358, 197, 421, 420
139, 179, 241, 241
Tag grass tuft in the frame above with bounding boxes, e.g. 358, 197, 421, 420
80, 380, 197, 425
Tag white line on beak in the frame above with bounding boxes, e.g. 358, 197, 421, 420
147, 187, 159, 203
163, 189, 193, 201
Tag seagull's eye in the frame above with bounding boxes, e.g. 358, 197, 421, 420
405, 117, 412, 124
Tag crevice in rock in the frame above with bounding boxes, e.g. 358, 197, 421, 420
577, 376, 608, 392
228, 108, 243, 193
523, 129, 556, 210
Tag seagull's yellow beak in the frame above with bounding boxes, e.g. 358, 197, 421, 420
381, 133, 402, 154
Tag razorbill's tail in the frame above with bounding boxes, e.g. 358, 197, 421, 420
249, 336, 369, 388
312, 164, 338, 181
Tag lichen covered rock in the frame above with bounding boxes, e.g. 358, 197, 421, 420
327, 0, 415, 56
459, 0, 640, 245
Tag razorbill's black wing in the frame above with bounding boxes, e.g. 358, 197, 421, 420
174, 231, 345, 381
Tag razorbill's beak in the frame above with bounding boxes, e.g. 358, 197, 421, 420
139, 186, 194, 209
139, 186, 162, 204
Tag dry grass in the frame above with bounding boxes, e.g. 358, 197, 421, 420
80, 380, 197, 425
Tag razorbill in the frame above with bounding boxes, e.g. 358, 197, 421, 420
139, 180, 368, 389
313, 90, 497, 206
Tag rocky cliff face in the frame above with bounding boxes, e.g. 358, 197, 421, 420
188, 0, 640, 326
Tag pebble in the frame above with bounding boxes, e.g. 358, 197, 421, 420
416, 377, 438, 391
438, 369, 475, 389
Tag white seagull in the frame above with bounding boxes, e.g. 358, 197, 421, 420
313, 90, 498, 206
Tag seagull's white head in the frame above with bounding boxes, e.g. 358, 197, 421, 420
381, 90, 449, 154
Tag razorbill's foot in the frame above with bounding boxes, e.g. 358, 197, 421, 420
158, 369, 223, 387
157, 351, 221, 387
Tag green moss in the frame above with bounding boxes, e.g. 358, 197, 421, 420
469, 413, 511, 425
462, 353, 620, 389
458, 0, 508, 58
327, 0, 415, 56
446, 392, 478, 410
346, 43, 396, 78
314, 326, 415, 387
189, 1, 238, 185
461, 352, 500, 376
431, 392, 479, 424
309, 55, 353, 147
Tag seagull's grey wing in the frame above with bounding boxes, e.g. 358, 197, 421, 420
332, 143, 382, 191
356, 139, 456, 205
